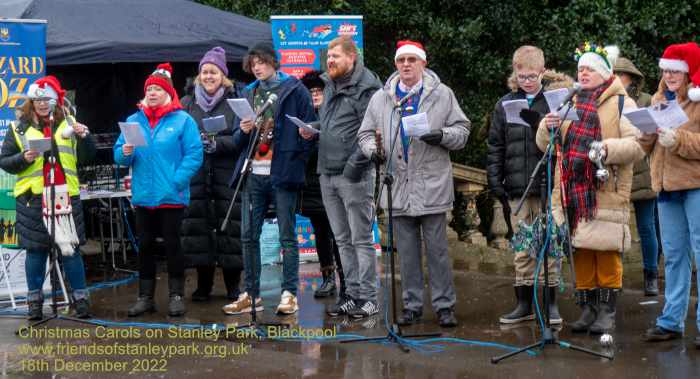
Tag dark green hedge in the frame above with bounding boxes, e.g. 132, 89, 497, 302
199, 0, 700, 168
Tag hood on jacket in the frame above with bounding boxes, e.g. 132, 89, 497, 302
320, 60, 381, 95
383, 68, 442, 99
245, 71, 293, 91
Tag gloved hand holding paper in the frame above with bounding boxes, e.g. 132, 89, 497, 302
402, 112, 430, 137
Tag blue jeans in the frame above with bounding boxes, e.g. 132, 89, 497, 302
655, 189, 700, 333
25, 249, 88, 300
241, 174, 299, 297
633, 199, 659, 272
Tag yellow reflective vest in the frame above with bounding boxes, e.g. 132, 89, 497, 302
12, 119, 80, 197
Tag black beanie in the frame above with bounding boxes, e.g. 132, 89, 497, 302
300, 70, 325, 90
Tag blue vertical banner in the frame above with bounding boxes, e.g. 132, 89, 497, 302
270, 15, 363, 78
0, 19, 46, 246
0, 19, 47, 144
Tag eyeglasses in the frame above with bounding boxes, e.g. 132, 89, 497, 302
310, 88, 323, 95
661, 69, 684, 76
516, 74, 540, 83
396, 56, 418, 65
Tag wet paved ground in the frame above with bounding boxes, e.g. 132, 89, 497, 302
0, 252, 698, 378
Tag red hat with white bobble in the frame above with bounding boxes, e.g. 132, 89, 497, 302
659, 42, 700, 101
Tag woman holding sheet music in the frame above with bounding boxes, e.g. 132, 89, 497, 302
0, 76, 95, 320
537, 43, 644, 335
114, 63, 202, 318
180, 47, 246, 303
639, 42, 700, 348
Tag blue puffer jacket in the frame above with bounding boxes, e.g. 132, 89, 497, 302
114, 109, 203, 207
230, 72, 316, 189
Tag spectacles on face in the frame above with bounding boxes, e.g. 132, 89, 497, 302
517, 74, 540, 83
396, 56, 418, 65
310, 88, 323, 95
661, 69, 684, 76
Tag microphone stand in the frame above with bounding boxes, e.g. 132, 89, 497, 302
341, 99, 441, 353
491, 99, 613, 363
16, 107, 94, 334
219, 99, 287, 336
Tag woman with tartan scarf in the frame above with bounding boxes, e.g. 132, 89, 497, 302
536, 43, 644, 334
114, 63, 203, 317
0, 76, 95, 320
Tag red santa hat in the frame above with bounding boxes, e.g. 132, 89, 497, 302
144, 63, 178, 101
395, 40, 426, 62
27, 75, 66, 106
659, 42, 700, 101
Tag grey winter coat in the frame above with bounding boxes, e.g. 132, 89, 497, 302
317, 61, 382, 176
358, 69, 470, 217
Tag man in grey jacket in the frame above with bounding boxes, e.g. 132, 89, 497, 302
300, 36, 382, 319
357, 40, 470, 327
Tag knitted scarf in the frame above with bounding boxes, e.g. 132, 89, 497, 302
194, 84, 225, 113
40, 118, 79, 256
561, 78, 612, 231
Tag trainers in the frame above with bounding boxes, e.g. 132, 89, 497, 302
327, 294, 356, 317
276, 291, 299, 315
222, 292, 263, 315
348, 300, 379, 319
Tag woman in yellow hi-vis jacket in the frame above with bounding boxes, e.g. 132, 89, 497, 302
0, 76, 95, 320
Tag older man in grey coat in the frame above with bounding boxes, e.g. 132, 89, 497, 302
358, 40, 470, 327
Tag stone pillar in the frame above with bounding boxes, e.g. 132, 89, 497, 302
490, 200, 510, 249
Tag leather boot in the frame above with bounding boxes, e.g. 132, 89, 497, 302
314, 268, 337, 298
499, 286, 534, 324
191, 266, 215, 302
223, 268, 242, 300
644, 269, 659, 296
570, 289, 598, 333
27, 290, 43, 321
589, 288, 617, 334
168, 277, 186, 317
546, 286, 562, 325
128, 279, 156, 317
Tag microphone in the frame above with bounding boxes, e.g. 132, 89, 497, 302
48, 99, 57, 123
256, 93, 278, 117
556, 83, 581, 111
395, 86, 420, 108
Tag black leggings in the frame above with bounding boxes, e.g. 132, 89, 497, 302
308, 212, 343, 275
135, 207, 185, 280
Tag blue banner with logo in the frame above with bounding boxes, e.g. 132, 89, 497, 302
0, 19, 46, 246
270, 15, 363, 78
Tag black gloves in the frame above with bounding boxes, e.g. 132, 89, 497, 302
420, 130, 443, 146
519, 109, 543, 129
370, 151, 385, 165
343, 148, 372, 182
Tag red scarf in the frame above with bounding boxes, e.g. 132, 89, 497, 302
138, 99, 183, 128
561, 78, 613, 232
41, 119, 67, 186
